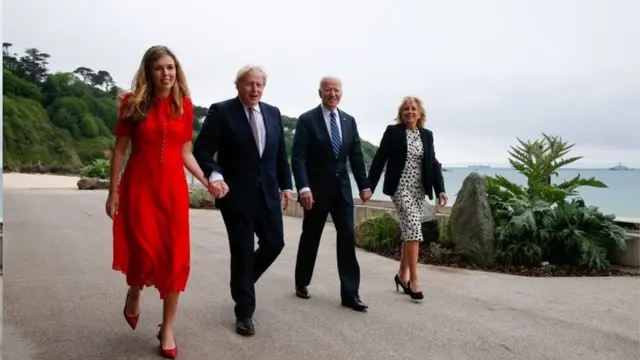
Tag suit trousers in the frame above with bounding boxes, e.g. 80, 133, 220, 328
220, 188, 285, 319
294, 181, 360, 298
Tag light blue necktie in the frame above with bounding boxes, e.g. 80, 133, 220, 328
330, 111, 341, 157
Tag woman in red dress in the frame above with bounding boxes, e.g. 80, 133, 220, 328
105, 45, 210, 359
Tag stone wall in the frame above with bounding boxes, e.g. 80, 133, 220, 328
190, 189, 639, 269
611, 218, 640, 268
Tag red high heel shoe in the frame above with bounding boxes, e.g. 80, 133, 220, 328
123, 290, 139, 330
157, 324, 178, 359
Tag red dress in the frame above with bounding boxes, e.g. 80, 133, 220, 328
112, 93, 193, 299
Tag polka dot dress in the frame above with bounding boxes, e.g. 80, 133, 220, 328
391, 129, 425, 242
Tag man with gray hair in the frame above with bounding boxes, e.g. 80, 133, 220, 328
290, 76, 372, 312
193, 65, 294, 336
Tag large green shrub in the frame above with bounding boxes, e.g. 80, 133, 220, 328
354, 213, 400, 252
81, 159, 110, 180
485, 133, 627, 269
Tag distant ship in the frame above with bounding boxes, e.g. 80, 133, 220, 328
609, 162, 631, 171
468, 164, 491, 169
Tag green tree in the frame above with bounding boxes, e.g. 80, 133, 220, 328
2, 43, 20, 73
17, 48, 50, 84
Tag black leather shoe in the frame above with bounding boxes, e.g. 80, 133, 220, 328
295, 286, 310, 299
235, 317, 255, 336
341, 296, 368, 312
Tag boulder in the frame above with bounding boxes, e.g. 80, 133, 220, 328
448, 172, 497, 266
77, 177, 110, 190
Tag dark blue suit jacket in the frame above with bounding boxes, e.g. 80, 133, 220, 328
193, 97, 293, 214
290, 105, 370, 207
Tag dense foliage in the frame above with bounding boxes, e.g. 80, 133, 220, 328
484, 133, 627, 269
3, 43, 379, 173
354, 212, 400, 252
3, 43, 121, 169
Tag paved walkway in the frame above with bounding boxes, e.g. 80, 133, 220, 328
2, 175, 639, 360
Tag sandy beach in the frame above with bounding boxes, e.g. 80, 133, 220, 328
3, 173, 81, 189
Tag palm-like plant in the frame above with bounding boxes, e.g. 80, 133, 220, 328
485, 133, 626, 269
506, 133, 607, 202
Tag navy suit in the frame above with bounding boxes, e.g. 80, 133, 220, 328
290, 105, 370, 298
193, 96, 293, 319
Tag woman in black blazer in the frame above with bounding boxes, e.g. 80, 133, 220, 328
368, 96, 447, 300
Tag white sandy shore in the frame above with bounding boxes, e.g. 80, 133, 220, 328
3, 173, 81, 189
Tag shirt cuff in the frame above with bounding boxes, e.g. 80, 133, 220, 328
209, 171, 224, 182
299, 187, 311, 193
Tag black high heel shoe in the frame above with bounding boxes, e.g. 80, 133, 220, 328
406, 281, 424, 300
394, 275, 409, 294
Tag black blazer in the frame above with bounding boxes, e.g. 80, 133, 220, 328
192, 97, 293, 213
368, 123, 445, 200
290, 105, 370, 206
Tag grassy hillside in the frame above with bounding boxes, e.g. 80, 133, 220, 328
3, 42, 379, 173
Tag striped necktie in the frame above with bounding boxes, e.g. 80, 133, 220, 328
330, 111, 341, 157
248, 107, 261, 155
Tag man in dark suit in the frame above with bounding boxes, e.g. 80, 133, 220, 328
193, 65, 293, 336
290, 76, 372, 312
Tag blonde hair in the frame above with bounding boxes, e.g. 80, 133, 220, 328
122, 45, 190, 122
234, 65, 267, 86
395, 96, 427, 128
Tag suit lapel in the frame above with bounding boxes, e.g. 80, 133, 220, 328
337, 110, 349, 157
315, 106, 332, 151
400, 125, 408, 153
230, 97, 261, 157
259, 102, 270, 157
231, 97, 250, 133
420, 127, 430, 163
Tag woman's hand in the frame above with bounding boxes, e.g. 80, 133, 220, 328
106, 191, 119, 219
438, 192, 448, 207
200, 177, 210, 189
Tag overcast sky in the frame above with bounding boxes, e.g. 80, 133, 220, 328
3, 0, 639, 167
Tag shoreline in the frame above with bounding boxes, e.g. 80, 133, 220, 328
3, 172, 637, 222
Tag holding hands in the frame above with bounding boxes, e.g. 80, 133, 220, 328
359, 189, 372, 203
208, 180, 229, 199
